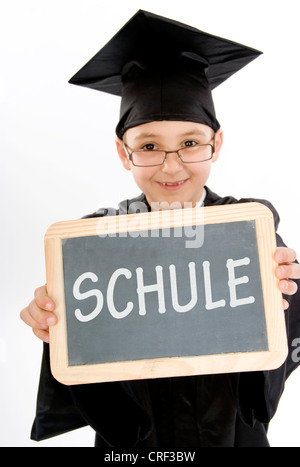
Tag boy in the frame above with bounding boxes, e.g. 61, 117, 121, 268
21, 11, 300, 447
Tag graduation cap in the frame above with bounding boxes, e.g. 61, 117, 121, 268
69, 10, 262, 138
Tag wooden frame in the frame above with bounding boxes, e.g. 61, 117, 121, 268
45, 202, 288, 385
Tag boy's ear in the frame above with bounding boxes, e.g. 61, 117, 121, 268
212, 129, 223, 163
116, 137, 131, 171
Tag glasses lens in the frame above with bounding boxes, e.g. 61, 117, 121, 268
179, 145, 212, 163
132, 150, 166, 166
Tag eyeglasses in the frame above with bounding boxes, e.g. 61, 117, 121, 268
123, 138, 215, 167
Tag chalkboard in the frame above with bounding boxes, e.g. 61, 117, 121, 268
45, 203, 288, 385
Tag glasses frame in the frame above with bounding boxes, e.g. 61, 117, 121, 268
123, 136, 216, 167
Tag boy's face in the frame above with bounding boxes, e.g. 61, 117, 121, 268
116, 121, 223, 208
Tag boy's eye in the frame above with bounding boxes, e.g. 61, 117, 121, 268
183, 140, 198, 147
142, 143, 157, 151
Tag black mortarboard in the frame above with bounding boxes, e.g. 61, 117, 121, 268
69, 10, 262, 138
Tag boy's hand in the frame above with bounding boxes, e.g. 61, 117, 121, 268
275, 247, 300, 310
20, 285, 57, 343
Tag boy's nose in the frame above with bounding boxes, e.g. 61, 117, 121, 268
161, 152, 183, 173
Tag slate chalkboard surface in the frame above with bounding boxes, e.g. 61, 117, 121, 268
45, 203, 288, 385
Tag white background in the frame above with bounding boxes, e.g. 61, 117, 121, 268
1, 0, 299, 447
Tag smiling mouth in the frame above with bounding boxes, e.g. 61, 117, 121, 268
156, 179, 189, 190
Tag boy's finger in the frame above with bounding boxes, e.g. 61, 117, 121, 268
276, 263, 300, 280
20, 306, 49, 330
34, 285, 56, 311
28, 298, 57, 326
275, 247, 297, 264
278, 279, 298, 295
33, 328, 49, 343
283, 299, 289, 310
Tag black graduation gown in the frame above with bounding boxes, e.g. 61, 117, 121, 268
31, 187, 300, 447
